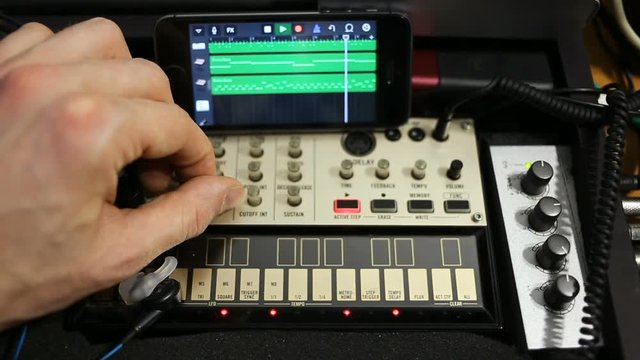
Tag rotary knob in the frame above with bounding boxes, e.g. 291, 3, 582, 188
288, 161, 302, 182
411, 159, 427, 180
288, 136, 302, 158
339, 159, 354, 180
528, 196, 562, 232
248, 161, 263, 182
375, 159, 390, 180
544, 274, 580, 311
247, 186, 262, 207
447, 160, 463, 180
287, 185, 302, 207
249, 135, 264, 158
212, 137, 225, 158
521, 160, 553, 196
536, 234, 571, 270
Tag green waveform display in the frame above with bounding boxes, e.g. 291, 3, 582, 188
211, 73, 376, 95
210, 52, 376, 75
208, 39, 376, 54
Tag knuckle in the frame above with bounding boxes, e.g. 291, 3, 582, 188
0, 65, 53, 103
132, 58, 171, 93
19, 22, 53, 36
87, 17, 125, 43
50, 94, 110, 141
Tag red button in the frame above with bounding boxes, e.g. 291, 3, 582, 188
334, 199, 361, 214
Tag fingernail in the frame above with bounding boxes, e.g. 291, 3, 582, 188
220, 186, 245, 213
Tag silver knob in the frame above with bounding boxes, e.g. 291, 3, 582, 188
287, 161, 302, 182
287, 185, 302, 207
375, 159, 390, 180
248, 161, 263, 182
411, 159, 427, 180
247, 185, 262, 207
249, 136, 264, 158
288, 136, 302, 158
212, 137, 225, 158
339, 159, 354, 180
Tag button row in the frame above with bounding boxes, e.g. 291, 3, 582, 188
334, 199, 470, 214
172, 267, 478, 303
205, 237, 463, 269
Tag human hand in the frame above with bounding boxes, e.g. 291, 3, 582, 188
0, 18, 244, 329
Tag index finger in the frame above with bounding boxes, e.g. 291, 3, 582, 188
0, 17, 131, 78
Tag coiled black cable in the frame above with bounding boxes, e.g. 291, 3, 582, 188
433, 76, 608, 140
578, 90, 627, 359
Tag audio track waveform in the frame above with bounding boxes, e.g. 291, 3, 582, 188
209, 52, 376, 75
211, 73, 376, 95
208, 39, 376, 54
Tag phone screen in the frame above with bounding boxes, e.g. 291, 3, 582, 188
188, 20, 378, 128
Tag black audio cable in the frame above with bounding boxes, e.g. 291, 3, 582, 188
578, 89, 628, 359
96, 278, 181, 360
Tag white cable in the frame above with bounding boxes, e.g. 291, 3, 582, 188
610, 0, 640, 52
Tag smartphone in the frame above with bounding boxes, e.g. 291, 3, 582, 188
155, 12, 412, 132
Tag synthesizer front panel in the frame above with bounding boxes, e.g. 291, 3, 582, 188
76, 118, 499, 330
209, 118, 487, 227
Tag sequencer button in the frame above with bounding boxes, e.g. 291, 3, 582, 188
444, 200, 471, 213
408, 200, 434, 213
371, 199, 397, 213
334, 199, 361, 214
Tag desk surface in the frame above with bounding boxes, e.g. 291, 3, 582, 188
1, 313, 523, 359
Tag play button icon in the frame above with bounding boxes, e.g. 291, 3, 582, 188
275, 23, 292, 35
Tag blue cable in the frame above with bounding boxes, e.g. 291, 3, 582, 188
98, 343, 123, 360
11, 324, 27, 360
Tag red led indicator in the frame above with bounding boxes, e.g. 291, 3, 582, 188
269, 309, 278, 317
293, 24, 304, 33
342, 309, 352, 317
219, 308, 229, 317
391, 309, 401, 317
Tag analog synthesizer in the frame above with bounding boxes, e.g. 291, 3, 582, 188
74, 117, 588, 345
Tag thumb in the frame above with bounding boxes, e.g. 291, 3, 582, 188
122, 175, 244, 258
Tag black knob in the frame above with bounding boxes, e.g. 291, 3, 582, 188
536, 234, 571, 270
521, 160, 554, 196
447, 160, 463, 180
543, 275, 580, 311
342, 131, 375, 156
528, 196, 562, 232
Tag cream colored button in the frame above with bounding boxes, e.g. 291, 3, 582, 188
336, 269, 356, 301
455, 268, 478, 301
190, 268, 212, 301
215, 268, 236, 301
360, 269, 381, 301
239, 268, 260, 301
432, 268, 453, 301
170, 268, 189, 301
312, 269, 332, 301
288, 269, 308, 301
408, 269, 429, 301
264, 269, 284, 301
384, 269, 405, 301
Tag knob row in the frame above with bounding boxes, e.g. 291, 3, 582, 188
340, 159, 464, 181
246, 185, 302, 207
212, 136, 303, 159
